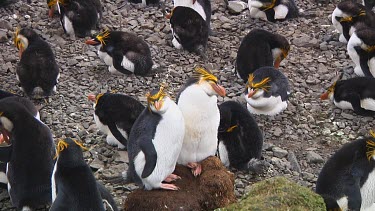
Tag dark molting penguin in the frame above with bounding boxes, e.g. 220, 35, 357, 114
173, 0, 212, 33
51, 138, 118, 211
167, 6, 209, 57
0, 90, 40, 120
316, 131, 375, 210
14, 28, 60, 99
347, 24, 375, 77
244, 67, 289, 116
87, 92, 145, 149
127, 84, 185, 190
248, 0, 299, 22
217, 101, 263, 170
86, 30, 153, 75
0, 100, 55, 210
236, 29, 290, 82
320, 75, 375, 117
177, 68, 226, 176
332, 1, 375, 43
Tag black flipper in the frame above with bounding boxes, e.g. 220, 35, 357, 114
347, 93, 375, 116
346, 150, 363, 210
107, 122, 128, 148
97, 182, 119, 211
139, 136, 157, 178
112, 51, 134, 75
354, 46, 372, 77
0, 145, 12, 162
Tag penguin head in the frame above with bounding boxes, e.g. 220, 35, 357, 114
218, 104, 234, 133
146, 83, 170, 114
85, 30, 110, 46
54, 138, 88, 165
47, 0, 61, 17
13, 28, 38, 58
366, 130, 375, 161
245, 73, 271, 99
88, 93, 105, 106
192, 67, 226, 97
320, 72, 343, 101
335, 2, 367, 23
273, 38, 290, 69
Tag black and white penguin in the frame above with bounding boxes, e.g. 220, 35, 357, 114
0, 99, 55, 210
331, 1, 375, 43
236, 29, 290, 82
347, 23, 375, 77
217, 101, 263, 170
87, 92, 145, 149
14, 28, 60, 99
320, 75, 375, 116
167, 6, 209, 57
54, 0, 102, 38
51, 138, 118, 211
126, 84, 185, 190
85, 30, 153, 76
173, 0, 212, 33
244, 66, 289, 116
177, 67, 226, 176
248, 0, 299, 22
316, 131, 375, 210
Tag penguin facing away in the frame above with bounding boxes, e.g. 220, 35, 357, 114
0, 90, 40, 120
13, 28, 60, 99
320, 75, 375, 117
248, 0, 299, 22
173, 0, 212, 33
236, 29, 290, 82
85, 30, 153, 76
217, 101, 263, 170
126, 84, 185, 190
316, 131, 375, 211
347, 24, 375, 77
0, 100, 55, 210
244, 66, 289, 116
177, 67, 226, 176
87, 92, 145, 149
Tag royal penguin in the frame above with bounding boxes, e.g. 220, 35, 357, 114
0, 89, 40, 120
87, 92, 145, 149
248, 0, 299, 22
85, 30, 153, 75
244, 66, 289, 116
347, 23, 375, 77
0, 99, 55, 210
177, 67, 226, 176
126, 84, 185, 190
236, 29, 290, 82
51, 138, 118, 211
167, 6, 209, 57
331, 1, 375, 43
316, 131, 375, 211
217, 101, 264, 171
13, 28, 59, 99
320, 74, 375, 117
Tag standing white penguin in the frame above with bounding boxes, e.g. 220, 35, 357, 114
126, 84, 185, 190
177, 67, 226, 176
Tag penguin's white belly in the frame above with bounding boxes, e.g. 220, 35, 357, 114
98, 50, 113, 66
360, 169, 375, 210
361, 98, 375, 111
120, 55, 135, 72
273, 4, 288, 19
218, 141, 229, 167
93, 113, 127, 149
347, 33, 364, 76
246, 95, 287, 116
331, 8, 344, 34
6, 163, 11, 193
249, 7, 267, 21
336, 196, 348, 211
51, 159, 58, 202
192, 3, 206, 21
369, 57, 375, 77
63, 15, 74, 36
334, 100, 354, 110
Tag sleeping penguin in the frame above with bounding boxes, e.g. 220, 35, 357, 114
173, 0, 212, 33
0, 99, 55, 210
126, 84, 185, 190
51, 138, 118, 211
244, 66, 289, 116
167, 6, 209, 57
85, 30, 153, 76
177, 67, 226, 176
316, 131, 375, 211
320, 74, 375, 117
14, 28, 60, 99
248, 0, 299, 22
347, 23, 375, 77
87, 92, 145, 149
331, 1, 375, 43
0, 89, 40, 120
236, 29, 290, 82
217, 101, 264, 171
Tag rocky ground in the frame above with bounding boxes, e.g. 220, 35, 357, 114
0, 0, 374, 210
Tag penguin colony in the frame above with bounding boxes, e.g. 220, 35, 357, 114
0, 0, 374, 210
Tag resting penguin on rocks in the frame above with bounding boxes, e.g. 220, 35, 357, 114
347, 23, 375, 77
0, 99, 55, 210
177, 67, 226, 176
126, 84, 185, 190
87, 92, 145, 149
236, 29, 290, 82
331, 1, 375, 43
244, 66, 289, 116
51, 138, 118, 211
316, 131, 375, 211
14, 28, 60, 99
86, 30, 153, 76
248, 0, 299, 22
217, 101, 264, 172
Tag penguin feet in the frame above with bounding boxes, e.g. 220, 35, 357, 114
160, 183, 179, 191
163, 174, 181, 183
187, 162, 202, 177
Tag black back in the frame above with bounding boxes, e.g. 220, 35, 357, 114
0, 90, 38, 117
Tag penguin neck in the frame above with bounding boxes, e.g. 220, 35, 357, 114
57, 150, 86, 167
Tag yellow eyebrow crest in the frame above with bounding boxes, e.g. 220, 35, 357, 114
194, 67, 218, 83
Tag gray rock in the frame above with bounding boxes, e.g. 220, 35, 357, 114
272, 147, 288, 158
306, 151, 324, 164
287, 152, 301, 173
273, 127, 283, 137
0, 31, 7, 43
227, 1, 248, 14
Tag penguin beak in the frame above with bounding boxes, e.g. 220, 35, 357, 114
87, 94, 96, 102
274, 56, 282, 69
0, 128, 10, 145
248, 89, 257, 98
320, 92, 329, 100
154, 100, 163, 111
211, 84, 226, 97
85, 39, 99, 45
18, 46, 24, 59
48, 7, 55, 18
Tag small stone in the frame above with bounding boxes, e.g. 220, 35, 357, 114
89, 158, 105, 170
0, 31, 7, 43
287, 152, 301, 173
227, 1, 248, 14
272, 147, 288, 158
306, 151, 324, 163
273, 127, 282, 137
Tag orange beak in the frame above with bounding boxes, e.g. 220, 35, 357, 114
248, 89, 257, 98
154, 101, 162, 111
165, 13, 172, 19
211, 84, 226, 97
87, 94, 96, 102
18, 46, 24, 59
48, 7, 55, 18
85, 39, 99, 45
320, 92, 329, 100
0, 128, 10, 145
274, 56, 282, 69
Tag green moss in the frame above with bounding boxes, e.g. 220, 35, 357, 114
217, 177, 325, 211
